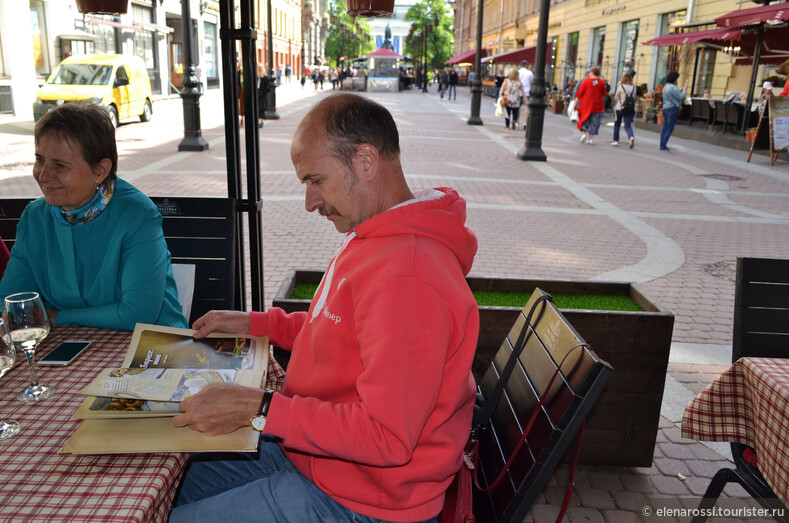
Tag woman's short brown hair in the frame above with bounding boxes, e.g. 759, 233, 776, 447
620, 73, 633, 85
34, 102, 118, 187
508, 69, 520, 81
590, 66, 601, 76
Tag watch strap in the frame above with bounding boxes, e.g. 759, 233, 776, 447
258, 389, 274, 417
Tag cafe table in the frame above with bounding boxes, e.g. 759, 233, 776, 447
0, 325, 190, 521
681, 357, 789, 501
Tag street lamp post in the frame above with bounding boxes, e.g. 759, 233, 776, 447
517, 0, 550, 161
178, 0, 209, 151
264, 0, 279, 119
467, 0, 484, 125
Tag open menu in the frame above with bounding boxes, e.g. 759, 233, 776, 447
60, 323, 268, 455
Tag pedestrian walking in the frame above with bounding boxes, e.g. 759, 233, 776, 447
498, 69, 526, 130
448, 68, 458, 100
518, 60, 533, 101
659, 71, 686, 152
575, 66, 607, 145
276, 66, 282, 86
611, 73, 636, 149
285, 65, 291, 83
440, 68, 449, 98
257, 67, 270, 128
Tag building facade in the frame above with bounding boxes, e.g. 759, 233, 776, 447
451, 0, 775, 98
0, 0, 307, 118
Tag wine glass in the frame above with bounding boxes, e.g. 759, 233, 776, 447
0, 318, 21, 439
2, 292, 55, 403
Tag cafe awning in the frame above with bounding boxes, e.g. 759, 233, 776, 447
643, 27, 742, 47
445, 49, 486, 65
715, 2, 789, 28
481, 42, 553, 65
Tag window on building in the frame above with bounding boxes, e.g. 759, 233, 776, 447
693, 48, 715, 96
615, 19, 638, 81
0, 33, 5, 77
548, 35, 558, 87
30, 5, 50, 76
204, 22, 219, 85
591, 26, 605, 68
655, 10, 686, 86
89, 17, 119, 54
565, 31, 579, 85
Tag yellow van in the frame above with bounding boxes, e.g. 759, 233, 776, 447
33, 54, 153, 127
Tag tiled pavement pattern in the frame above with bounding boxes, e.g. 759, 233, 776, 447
2, 81, 788, 522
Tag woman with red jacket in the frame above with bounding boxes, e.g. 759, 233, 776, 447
574, 66, 608, 145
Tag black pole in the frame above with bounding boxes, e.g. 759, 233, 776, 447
419, 32, 428, 93
741, 25, 764, 134
264, 0, 280, 119
517, 0, 550, 161
178, 0, 209, 151
467, 0, 484, 125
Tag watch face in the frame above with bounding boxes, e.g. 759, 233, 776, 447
251, 415, 267, 432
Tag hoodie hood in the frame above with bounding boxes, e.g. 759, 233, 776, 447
310, 187, 477, 324
354, 187, 477, 274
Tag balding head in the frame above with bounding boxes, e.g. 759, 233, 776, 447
290, 94, 414, 232
294, 94, 400, 172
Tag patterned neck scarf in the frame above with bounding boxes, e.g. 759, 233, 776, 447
49, 179, 115, 226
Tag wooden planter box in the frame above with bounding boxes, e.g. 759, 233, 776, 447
273, 270, 674, 467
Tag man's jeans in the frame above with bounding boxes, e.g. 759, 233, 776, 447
660, 106, 678, 149
447, 84, 456, 99
170, 437, 440, 523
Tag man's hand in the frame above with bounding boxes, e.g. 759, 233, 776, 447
172, 383, 264, 436
192, 310, 251, 339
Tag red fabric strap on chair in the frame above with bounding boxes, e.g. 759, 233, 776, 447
467, 343, 590, 522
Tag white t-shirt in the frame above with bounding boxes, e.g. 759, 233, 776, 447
519, 67, 534, 97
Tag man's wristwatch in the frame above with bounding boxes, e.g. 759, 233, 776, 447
251, 389, 274, 432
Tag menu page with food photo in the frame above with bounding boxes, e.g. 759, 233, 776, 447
72, 324, 267, 420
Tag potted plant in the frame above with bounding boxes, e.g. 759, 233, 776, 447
656, 108, 664, 125
745, 127, 757, 142
273, 269, 675, 467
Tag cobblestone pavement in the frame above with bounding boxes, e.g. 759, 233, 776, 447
2, 81, 788, 522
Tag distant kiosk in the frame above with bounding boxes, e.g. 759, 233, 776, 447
365, 48, 402, 92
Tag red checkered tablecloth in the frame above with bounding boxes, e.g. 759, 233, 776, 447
0, 326, 188, 522
682, 357, 789, 500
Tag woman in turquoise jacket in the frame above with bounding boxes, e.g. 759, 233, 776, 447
0, 103, 187, 331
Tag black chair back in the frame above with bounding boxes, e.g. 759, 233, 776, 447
151, 197, 237, 324
733, 257, 789, 362
473, 289, 613, 522
0, 198, 34, 250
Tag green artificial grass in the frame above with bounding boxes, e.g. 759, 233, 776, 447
292, 283, 319, 300
473, 290, 643, 311
292, 283, 643, 311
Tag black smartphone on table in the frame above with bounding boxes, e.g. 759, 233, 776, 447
39, 340, 92, 366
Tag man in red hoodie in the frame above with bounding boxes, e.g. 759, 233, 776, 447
170, 94, 479, 523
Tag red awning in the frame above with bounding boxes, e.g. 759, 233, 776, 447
481, 42, 553, 65
445, 49, 486, 65
723, 26, 789, 65
136, 21, 174, 34
365, 48, 402, 59
643, 27, 742, 47
715, 2, 789, 28
88, 17, 139, 31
